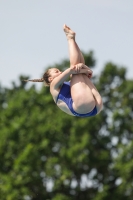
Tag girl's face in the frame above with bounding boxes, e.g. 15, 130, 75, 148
49, 68, 62, 81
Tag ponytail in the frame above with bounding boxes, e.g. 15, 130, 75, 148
23, 68, 51, 86
24, 78, 44, 82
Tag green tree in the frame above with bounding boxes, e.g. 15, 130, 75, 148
0, 51, 133, 200
92, 63, 133, 200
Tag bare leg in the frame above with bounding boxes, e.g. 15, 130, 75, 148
75, 42, 85, 64
63, 24, 85, 65
63, 24, 102, 114
84, 78, 103, 113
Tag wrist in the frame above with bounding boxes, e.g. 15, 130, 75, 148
68, 67, 73, 75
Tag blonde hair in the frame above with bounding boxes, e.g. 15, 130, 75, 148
24, 69, 51, 86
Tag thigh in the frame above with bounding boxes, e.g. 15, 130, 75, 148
70, 74, 96, 113
85, 79, 103, 113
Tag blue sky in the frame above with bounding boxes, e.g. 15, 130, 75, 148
0, 0, 133, 88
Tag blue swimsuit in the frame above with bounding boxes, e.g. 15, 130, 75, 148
56, 82, 97, 117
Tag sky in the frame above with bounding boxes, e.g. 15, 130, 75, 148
0, 0, 133, 88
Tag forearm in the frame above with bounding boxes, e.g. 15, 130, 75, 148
78, 68, 89, 74
77, 63, 92, 71
78, 66, 93, 78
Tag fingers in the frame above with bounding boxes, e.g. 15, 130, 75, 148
85, 65, 93, 73
73, 63, 83, 73
81, 64, 93, 73
74, 65, 81, 73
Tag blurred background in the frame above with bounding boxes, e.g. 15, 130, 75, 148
0, 1, 133, 200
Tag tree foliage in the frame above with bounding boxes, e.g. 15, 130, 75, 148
0, 51, 133, 200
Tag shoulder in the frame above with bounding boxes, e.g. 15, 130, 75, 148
50, 80, 63, 92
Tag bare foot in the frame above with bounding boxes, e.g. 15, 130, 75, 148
63, 24, 75, 40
